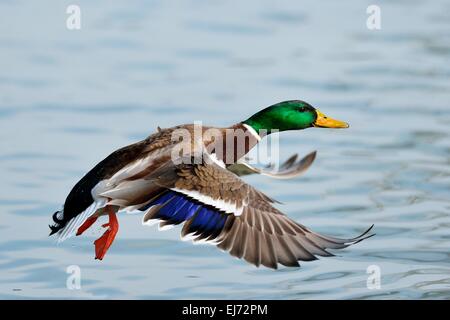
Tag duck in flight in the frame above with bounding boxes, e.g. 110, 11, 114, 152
50, 100, 374, 269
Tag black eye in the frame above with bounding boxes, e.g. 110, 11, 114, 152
297, 106, 307, 112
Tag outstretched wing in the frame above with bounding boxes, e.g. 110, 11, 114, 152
140, 153, 374, 269
228, 151, 316, 179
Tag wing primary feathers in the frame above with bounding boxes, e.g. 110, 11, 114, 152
280, 153, 298, 170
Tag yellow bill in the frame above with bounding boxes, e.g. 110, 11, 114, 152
314, 110, 349, 129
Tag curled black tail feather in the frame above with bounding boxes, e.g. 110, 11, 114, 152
49, 210, 65, 236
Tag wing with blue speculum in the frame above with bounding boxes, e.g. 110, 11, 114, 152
139, 156, 374, 269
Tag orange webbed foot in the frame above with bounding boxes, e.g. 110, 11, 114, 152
94, 212, 119, 260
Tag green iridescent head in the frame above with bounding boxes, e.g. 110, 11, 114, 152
243, 100, 349, 134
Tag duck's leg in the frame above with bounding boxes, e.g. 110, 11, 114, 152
76, 216, 98, 236
94, 208, 119, 260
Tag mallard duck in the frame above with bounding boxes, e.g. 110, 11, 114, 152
50, 100, 373, 269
